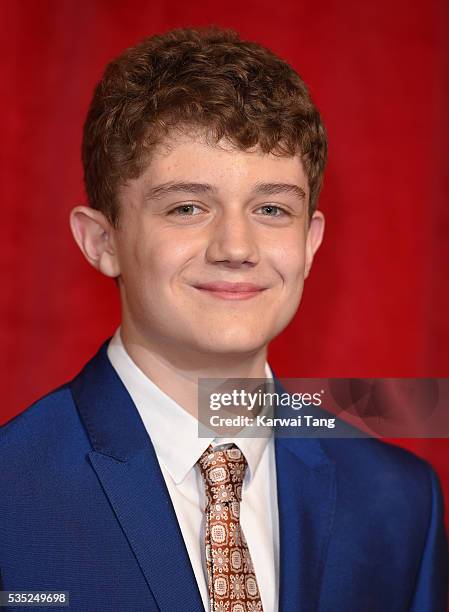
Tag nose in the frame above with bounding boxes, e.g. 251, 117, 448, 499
205, 210, 260, 268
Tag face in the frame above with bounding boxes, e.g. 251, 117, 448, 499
78, 130, 324, 359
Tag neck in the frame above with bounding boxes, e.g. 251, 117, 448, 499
119, 324, 268, 419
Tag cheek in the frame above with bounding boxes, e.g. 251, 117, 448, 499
116, 227, 159, 290
130, 231, 196, 288
269, 241, 307, 284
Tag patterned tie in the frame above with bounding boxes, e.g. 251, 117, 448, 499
197, 443, 264, 612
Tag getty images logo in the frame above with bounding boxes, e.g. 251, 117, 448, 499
209, 388, 323, 411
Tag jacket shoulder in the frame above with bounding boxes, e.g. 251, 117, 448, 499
322, 436, 433, 478
0, 384, 88, 466
320, 436, 442, 523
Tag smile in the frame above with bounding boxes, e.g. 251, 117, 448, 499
195, 288, 265, 300
192, 281, 267, 301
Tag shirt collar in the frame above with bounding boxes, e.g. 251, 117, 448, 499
107, 328, 272, 485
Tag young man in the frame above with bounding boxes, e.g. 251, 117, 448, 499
1, 27, 447, 612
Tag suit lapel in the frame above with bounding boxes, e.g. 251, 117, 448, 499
275, 436, 336, 611
273, 377, 337, 612
70, 341, 205, 612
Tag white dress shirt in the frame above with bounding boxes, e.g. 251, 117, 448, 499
107, 328, 279, 611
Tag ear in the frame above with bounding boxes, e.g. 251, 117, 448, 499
69, 206, 120, 278
304, 210, 325, 279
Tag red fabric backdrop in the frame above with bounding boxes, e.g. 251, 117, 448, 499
2, 0, 448, 533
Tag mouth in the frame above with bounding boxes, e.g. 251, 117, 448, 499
192, 281, 267, 301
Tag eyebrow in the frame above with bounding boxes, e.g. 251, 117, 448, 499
144, 181, 306, 202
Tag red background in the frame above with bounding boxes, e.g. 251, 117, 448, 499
2, 0, 448, 535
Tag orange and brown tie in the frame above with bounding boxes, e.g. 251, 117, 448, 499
197, 443, 264, 612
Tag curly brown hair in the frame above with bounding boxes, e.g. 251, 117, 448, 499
82, 26, 327, 227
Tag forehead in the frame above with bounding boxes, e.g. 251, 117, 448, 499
140, 127, 308, 194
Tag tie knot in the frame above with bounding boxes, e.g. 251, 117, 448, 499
197, 444, 247, 505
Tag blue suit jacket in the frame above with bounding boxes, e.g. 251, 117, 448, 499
1, 341, 448, 611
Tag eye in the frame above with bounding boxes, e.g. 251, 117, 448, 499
256, 204, 288, 217
169, 204, 204, 216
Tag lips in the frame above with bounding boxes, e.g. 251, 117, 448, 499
194, 281, 265, 292
192, 281, 267, 301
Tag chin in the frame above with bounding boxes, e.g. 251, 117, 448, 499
194, 328, 271, 356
